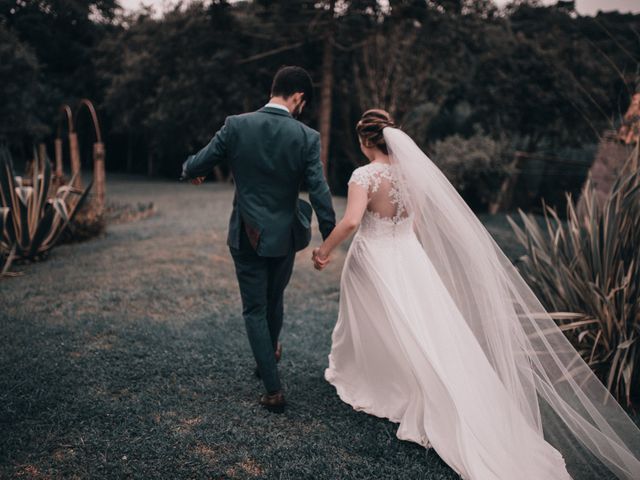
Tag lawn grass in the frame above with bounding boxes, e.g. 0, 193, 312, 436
1, 175, 634, 479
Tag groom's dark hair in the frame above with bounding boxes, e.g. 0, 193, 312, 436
271, 66, 314, 104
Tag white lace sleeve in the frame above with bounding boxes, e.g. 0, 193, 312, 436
348, 166, 370, 190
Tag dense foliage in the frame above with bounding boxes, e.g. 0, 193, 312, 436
509, 148, 640, 406
1, 0, 638, 197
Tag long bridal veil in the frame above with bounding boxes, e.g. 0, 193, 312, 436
383, 127, 640, 479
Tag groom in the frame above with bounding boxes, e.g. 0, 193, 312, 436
181, 66, 336, 413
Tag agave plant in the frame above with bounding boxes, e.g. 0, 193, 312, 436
0, 206, 15, 275
508, 147, 640, 406
0, 146, 92, 264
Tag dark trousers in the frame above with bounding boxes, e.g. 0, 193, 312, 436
229, 226, 295, 393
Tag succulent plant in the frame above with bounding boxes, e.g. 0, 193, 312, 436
0, 146, 92, 266
0, 206, 15, 275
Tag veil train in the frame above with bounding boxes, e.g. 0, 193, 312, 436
383, 126, 640, 479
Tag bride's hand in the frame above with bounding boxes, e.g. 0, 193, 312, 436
312, 247, 330, 271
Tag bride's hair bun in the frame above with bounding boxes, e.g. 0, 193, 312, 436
356, 109, 396, 154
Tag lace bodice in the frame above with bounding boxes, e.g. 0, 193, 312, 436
348, 163, 413, 239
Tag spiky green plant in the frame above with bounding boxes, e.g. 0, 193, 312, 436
0, 206, 15, 275
0, 147, 92, 265
508, 146, 640, 406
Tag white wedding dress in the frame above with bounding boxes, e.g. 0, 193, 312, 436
324, 129, 640, 480
324, 162, 573, 479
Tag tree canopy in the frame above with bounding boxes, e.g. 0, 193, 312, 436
1, 0, 638, 193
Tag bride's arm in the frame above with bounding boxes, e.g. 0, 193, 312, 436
313, 183, 368, 268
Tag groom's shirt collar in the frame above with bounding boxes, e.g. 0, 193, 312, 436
264, 102, 290, 113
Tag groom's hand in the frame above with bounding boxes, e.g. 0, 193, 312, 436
190, 176, 206, 185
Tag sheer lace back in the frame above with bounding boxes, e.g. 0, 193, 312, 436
348, 163, 413, 239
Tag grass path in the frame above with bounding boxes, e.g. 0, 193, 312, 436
0, 175, 584, 479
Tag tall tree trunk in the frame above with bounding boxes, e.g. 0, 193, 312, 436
319, 0, 336, 180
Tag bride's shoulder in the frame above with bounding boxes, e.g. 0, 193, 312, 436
348, 163, 392, 190
348, 164, 374, 190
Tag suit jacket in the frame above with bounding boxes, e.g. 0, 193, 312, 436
181, 105, 336, 257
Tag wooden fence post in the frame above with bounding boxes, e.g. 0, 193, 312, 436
54, 138, 63, 178
93, 142, 106, 214
69, 132, 82, 189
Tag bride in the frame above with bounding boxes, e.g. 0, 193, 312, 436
311, 109, 640, 480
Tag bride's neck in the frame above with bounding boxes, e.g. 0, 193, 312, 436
370, 154, 390, 164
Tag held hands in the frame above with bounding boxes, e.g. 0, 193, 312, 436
312, 247, 330, 271
190, 176, 206, 185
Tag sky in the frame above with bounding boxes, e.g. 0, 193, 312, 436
118, 0, 640, 16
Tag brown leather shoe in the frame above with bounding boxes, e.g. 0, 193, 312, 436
259, 390, 286, 413
254, 342, 282, 379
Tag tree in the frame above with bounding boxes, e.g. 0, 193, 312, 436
0, 24, 46, 145
1, 0, 118, 140
319, 0, 336, 179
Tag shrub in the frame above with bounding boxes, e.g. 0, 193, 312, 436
430, 132, 511, 210
508, 147, 640, 406
0, 207, 15, 275
0, 147, 92, 267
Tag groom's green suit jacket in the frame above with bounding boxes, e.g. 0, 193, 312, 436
181, 105, 336, 257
